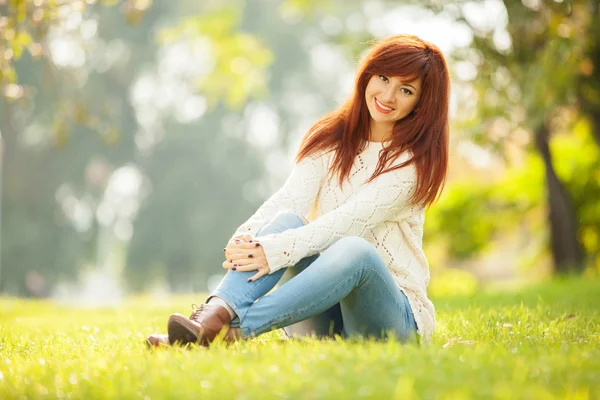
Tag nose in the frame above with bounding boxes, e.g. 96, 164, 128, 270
380, 86, 395, 105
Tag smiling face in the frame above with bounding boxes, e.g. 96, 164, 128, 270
364, 74, 422, 138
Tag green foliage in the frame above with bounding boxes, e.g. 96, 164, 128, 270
455, 0, 594, 142
0, 0, 147, 97
425, 155, 544, 260
279, 0, 335, 19
159, 6, 274, 109
426, 120, 600, 270
0, 276, 598, 398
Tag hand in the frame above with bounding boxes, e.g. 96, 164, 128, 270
223, 235, 271, 282
224, 233, 254, 260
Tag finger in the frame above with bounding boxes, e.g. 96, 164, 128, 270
223, 259, 253, 269
248, 268, 269, 282
230, 235, 257, 244
226, 258, 263, 269
227, 241, 261, 250
230, 237, 248, 245
232, 258, 264, 267
233, 263, 264, 272
228, 251, 260, 262
225, 244, 260, 259
226, 239, 260, 249
225, 245, 260, 258
239, 234, 254, 242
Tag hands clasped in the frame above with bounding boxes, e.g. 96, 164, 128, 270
223, 234, 271, 282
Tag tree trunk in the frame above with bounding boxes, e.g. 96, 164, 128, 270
579, 2, 600, 147
590, 111, 600, 148
534, 122, 584, 274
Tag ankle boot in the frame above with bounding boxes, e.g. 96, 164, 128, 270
168, 303, 236, 346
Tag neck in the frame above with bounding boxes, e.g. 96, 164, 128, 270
369, 120, 394, 142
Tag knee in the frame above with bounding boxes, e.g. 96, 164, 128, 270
328, 236, 379, 265
270, 210, 307, 230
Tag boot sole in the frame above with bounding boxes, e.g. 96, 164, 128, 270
167, 314, 205, 346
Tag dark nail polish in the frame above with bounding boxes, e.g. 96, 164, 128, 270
255, 243, 261, 247
232, 267, 237, 271
223, 248, 226, 252
247, 278, 252, 283
229, 260, 232, 263
248, 254, 253, 258
233, 264, 238, 267
249, 240, 253, 243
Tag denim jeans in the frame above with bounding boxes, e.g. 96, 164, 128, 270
210, 211, 418, 343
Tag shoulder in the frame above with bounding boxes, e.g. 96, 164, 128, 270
300, 148, 335, 169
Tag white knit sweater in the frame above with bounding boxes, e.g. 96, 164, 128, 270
230, 141, 435, 344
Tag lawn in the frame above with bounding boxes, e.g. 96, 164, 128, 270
0, 276, 598, 399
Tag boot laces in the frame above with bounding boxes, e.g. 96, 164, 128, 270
189, 303, 206, 319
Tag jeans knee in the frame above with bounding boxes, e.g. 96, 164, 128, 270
329, 236, 380, 268
270, 210, 307, 230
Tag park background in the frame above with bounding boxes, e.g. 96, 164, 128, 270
1, 0, 598, 301
1, 1, 599, 399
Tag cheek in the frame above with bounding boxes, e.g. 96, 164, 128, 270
400, 97, 419, 112
365, 83, 375, 98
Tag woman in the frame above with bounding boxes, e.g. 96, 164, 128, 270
147, 34, 449, 348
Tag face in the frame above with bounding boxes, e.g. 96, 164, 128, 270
364, 74, 422, 126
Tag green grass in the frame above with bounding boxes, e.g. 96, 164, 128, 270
1, 276, 599, 399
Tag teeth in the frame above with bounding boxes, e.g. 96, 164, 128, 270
376, 98, 393, 111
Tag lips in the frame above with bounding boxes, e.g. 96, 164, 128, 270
374, 97, 394, 114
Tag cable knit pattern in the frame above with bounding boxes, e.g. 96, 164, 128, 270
231, 141, 435, 344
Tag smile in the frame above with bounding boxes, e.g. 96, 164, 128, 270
374, 97, 394, 114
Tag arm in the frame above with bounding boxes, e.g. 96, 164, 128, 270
229, 151, 328, 241
258, 160, 418, 273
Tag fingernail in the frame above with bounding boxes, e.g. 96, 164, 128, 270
255, 243, 261, 247
232, 267, 237, 271
247, 278, 252, 283
249, 240, 253, 243
233, 264, 238, 267
235, 239, 240, 243
248, 254, 253, 258
223, 248, 226, 252
229, 260, 232, 263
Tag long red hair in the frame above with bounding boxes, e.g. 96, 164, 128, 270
295, 34, 450, 207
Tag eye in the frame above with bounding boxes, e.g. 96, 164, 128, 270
378, 75, 389, 83
400, 88, 413, 95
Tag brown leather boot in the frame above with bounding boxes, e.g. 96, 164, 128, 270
168, 303, 239, 346
145, 333, 170, 349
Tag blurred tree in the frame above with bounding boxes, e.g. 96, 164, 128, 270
575, 1, 600, 147
4, 0, 597, 295
125, 0, 351, 291
0, 0, 288, 294
0, 0, 152, 294
436, 0, 598, 273
424, 116, 600, 275
0, 0, 152, 95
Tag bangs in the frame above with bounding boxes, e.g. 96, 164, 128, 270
364, 48, 431, 83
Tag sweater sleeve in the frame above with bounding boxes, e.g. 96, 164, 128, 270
258, 161, 418, 273
229, 151, 328, 241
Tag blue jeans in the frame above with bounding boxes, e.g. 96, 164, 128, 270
210, 211, 418, 343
